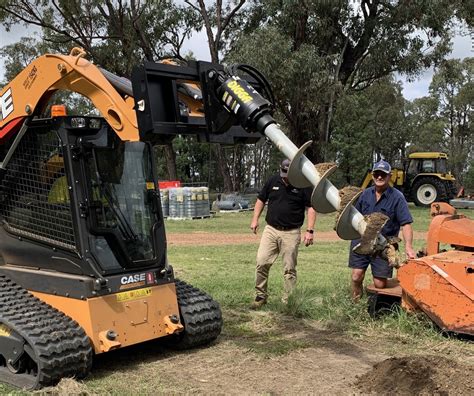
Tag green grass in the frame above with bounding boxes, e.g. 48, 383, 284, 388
167, 227, 472, 357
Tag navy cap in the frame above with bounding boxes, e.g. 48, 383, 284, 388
280, 159, 290, 177
372, 160, 391, 174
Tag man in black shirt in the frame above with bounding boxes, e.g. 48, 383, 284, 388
250, 159, 317, 309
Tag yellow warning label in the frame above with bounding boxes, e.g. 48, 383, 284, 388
0, 324, 12, 337
146, 182, 155, 190
116, 288, 152, 302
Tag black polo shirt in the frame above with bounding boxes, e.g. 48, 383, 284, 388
257, 174, 312, 229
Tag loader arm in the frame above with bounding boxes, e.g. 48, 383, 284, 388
0, 47, 139, 142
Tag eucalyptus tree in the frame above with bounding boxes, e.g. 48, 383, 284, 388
428, 57, 473, 184
229, 0, 470, 164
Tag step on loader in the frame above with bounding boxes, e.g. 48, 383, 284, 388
0, 48, 392, 388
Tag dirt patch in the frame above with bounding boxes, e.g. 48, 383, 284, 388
167, 231, 428, 246
356, 355, 474, 395
334, 186, 362, 228
38, 378, 93, 395
315, 162, 337, 175
88, 314, 388, 395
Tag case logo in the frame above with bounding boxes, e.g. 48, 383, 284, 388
121, 273, 146, 285
0, 88, 14, 121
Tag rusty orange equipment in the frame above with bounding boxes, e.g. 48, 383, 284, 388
367, 202, 474, 336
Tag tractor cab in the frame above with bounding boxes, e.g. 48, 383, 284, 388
404, 152, 456, 207
405, 152, 450, 180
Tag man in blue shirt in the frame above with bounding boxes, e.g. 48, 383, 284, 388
349, 160, 416, 300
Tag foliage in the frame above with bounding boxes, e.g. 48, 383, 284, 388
429, 58, 473, 184
228, 0, 468, 163
0, 1, 472, 190
406, 96, 446, 151
464, 159, 474, 192
330, 76, 408, 184
406, 58, 473, 185
0, 0, 201, 76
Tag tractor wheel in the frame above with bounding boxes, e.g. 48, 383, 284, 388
412, 177, 448, 207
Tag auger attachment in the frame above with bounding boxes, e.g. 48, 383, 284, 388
213, 73, 389, 255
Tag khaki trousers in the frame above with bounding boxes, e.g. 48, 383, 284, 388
255, 225, 301, 300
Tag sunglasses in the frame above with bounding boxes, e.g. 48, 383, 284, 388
372, 171, 389, 178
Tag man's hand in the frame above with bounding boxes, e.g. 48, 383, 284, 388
405, 246, 416, 260
303, 231, 314, 247
250, 220, 259, 234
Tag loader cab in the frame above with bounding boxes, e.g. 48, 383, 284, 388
0, 116, 167, 283
81, 125, 165, 269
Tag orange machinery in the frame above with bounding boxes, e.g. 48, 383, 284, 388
367, 202, 474, 336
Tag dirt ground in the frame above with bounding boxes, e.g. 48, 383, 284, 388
56, 316, 473, 395
139, 231, 472, 395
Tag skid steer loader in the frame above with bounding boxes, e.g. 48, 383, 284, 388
0, 48, 392, 389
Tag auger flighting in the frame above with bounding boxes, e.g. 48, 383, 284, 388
263, 123, 389, 256
216, 73, 390, 256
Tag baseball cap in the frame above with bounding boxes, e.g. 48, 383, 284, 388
372, 160, 391, 174
280, 159, 290, 177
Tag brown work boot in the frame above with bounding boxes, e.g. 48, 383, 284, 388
250, 296, 267, 310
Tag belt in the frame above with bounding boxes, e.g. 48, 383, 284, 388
269, 224, 299, 231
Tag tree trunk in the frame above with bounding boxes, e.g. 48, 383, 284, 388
215, 145, 233, 192
164, 143, 178, 180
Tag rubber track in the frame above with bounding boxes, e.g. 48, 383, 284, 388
172, 279, 222, 349
0, 275, 93, 389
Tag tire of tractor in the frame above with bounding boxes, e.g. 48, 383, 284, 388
412, 177, 448, 207
0, 275, 93, 390
166, 279, 222, 350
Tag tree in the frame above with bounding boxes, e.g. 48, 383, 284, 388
0, 0, 201, 75
428, 57, 473, 185
405, 96, 446, 152
331, 76, 409, 185
229, 0, 469, 164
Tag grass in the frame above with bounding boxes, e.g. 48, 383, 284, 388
167, 235, 472, 357
165, 205, 473, 358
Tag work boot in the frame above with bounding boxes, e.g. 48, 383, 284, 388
250, 296, 267, 310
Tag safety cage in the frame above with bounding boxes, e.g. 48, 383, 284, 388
0, 119, 75, 250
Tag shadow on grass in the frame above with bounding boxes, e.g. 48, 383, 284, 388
88, 337, 219, 383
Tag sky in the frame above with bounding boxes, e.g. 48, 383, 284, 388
1, 21, 472, 100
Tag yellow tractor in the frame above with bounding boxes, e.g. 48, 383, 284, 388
361, 152, 457, 207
